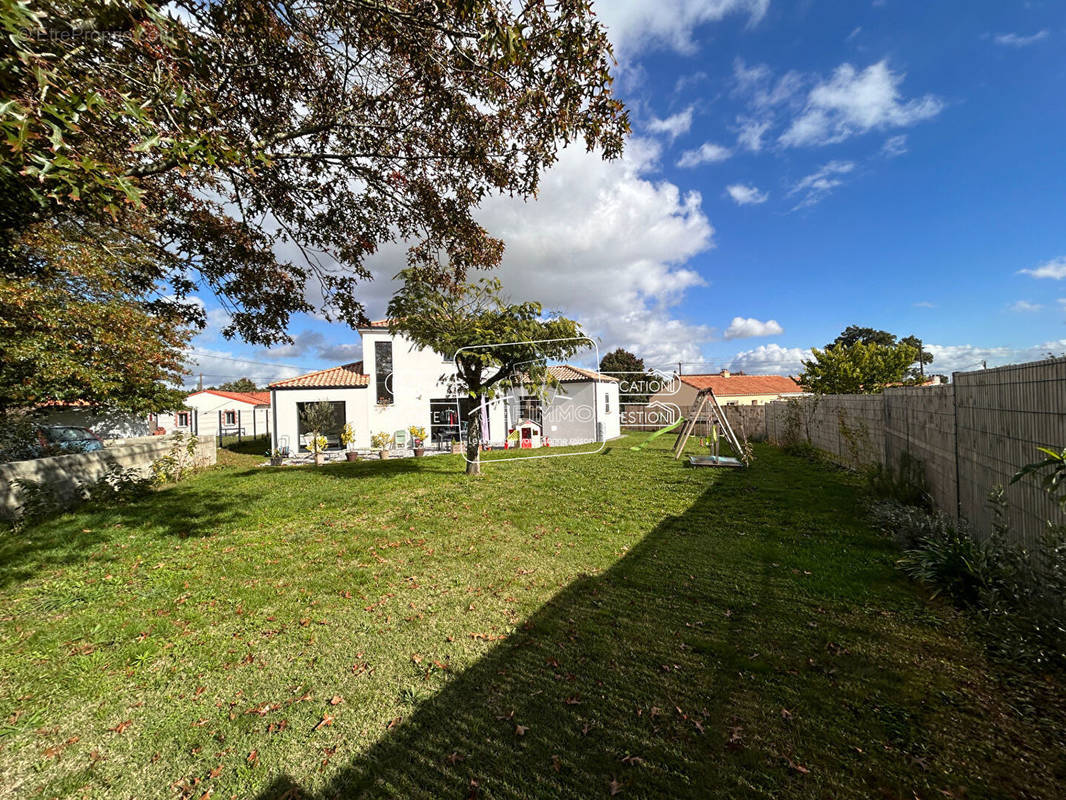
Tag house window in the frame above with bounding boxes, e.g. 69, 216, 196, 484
519, 396, 541, 423
296, 401, 345, 447
375, 340, 394, 405
605, 391, 610, 414
224, 410, 236, 425
177, 412, 190, 427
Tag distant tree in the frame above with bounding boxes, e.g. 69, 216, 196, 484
217, 378, 260, 393
599, 348, 653, 403
388, 269, 583, 475
600, 349, 645, 374
3, 0, 628, 346
800, 341, 919, 394
829, 326, 898, 349
0, 224, 190, 417
829, 326, 933, 382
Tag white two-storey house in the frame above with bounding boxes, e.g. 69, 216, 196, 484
268, 322, 620, 455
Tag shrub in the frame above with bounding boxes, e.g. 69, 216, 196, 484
873, 492, 1066, 670
895, 513, 989, 607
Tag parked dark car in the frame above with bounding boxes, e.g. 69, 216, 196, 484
36, 426, 104, 454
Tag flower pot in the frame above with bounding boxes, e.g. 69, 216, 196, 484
270, 457, 283, 467
314, 453, 325, 466
379, 449, 389, 460
345, 451, 358, 462
414, 447, 425, 457
450, 442, 462, 455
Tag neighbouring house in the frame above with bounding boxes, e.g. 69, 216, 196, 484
649, 370, 804, 411
34, 401, 153, 440
268, 322, 621, 455
156, 390, 271, 439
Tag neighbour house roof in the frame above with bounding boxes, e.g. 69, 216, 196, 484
679, 372, 801, 397
269, 362, 369, 389
188, 389, 271, 406
357, 319, 394, 331
546, 365, 620, 383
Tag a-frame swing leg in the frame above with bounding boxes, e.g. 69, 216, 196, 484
673, 393, 709, 459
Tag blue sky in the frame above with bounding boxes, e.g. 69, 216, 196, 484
186, 0, 1066, 387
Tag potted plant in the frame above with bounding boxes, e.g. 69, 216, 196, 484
267, 447, 285, 467
306, 434, 328, 466
371, 431, 392, 460
341, 423, 358, 461
408, 425, 427, 457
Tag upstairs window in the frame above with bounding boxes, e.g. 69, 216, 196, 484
375, 340, 394, 405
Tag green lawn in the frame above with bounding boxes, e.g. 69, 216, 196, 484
1, 435, 1063, 799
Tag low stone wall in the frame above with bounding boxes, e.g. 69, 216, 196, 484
0, 434, 216, 520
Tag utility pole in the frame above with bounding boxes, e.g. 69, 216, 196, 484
198, 373, 203, 391
918, 342, 924, 380
678, 361, 682, 376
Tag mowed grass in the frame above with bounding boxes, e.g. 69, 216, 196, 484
0, 435, 1063, 799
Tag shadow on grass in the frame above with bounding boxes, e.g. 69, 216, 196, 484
249, 457, 973, 799
0, 483, 252, 589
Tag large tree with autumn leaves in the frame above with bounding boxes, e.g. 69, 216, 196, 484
2, 0, 629, 347
0, 224, 191, 415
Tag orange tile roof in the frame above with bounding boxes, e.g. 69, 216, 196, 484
189, 389, 271, 406
548, 365, 620, 383
269, 362, 368, 389
679, 373, 801, 397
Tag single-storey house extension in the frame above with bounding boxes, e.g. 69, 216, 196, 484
156, 389, 271, 438
268, 323, 620, 454
649, 370, 804, 411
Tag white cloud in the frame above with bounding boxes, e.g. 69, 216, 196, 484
1019, 257, 1066, 280
732, 59, 805, 110
1009, 300, 1043, 313
780, 60, 942, 147
723, 316, 783, 338
728, 343, 810, 375
789, 160, 856, 209
994, 30, 1049, 47
725, 184, 769, 205
913, 300, 936, 308
474, 138, 717, 366
881, 134, 908, 157
735, 116, 771, 151
924, 341, 1066, 374
596, 0, 770, 56
647, 106, 694, 141
677, 142, 732, 167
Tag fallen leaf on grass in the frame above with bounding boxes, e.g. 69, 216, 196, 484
207, 765, 222, 779
788, 759, 810, 774
387, 716, 402, 730
313, 714, 334, 731
446, 751, 465, 765
329, 695, 344, 706
247, 750, 259, 766
515, 724, 528, 736
609, 777, 622, 795
110, 720, 132, 734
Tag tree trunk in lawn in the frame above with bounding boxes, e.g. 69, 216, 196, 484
465, 411, 481, 475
